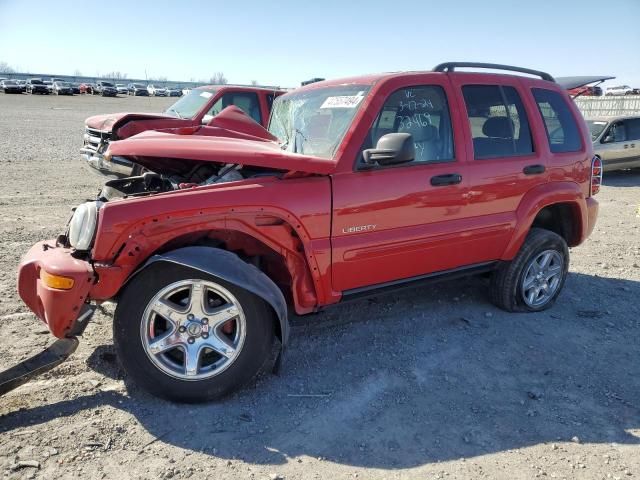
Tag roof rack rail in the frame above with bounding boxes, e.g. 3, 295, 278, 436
433, 62, 555, 82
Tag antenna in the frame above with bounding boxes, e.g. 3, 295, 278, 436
145, 68, 151, 109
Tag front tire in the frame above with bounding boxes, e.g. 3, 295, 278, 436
114, 263, 275, 402
490, 228, 569, 312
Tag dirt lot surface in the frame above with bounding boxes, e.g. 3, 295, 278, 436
0, 92, 639, 480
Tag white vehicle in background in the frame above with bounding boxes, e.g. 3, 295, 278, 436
182, 87, 192, 96
606, 85, 634, 96
147, 84, 167, 96
115, 83, 128, 95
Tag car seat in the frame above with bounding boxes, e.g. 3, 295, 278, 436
473, 116, 515, 158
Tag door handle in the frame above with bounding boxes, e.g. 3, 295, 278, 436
624, 144, 629, 149
523, 164, 545, 175
430, 173, 462, 186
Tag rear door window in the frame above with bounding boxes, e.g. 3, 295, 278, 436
532, 88, 582, 153
462, 85, 533, 159
625, 118, 640, 141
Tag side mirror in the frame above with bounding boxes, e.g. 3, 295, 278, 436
201, 114, 214, 125
362, 133, 415, 167
602, 134, 614, 144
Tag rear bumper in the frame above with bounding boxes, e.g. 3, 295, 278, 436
584, 196, 599, 239
17, 241, 96, 338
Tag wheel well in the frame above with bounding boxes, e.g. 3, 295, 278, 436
531, 203, 579, 246
154, 230, 295, 305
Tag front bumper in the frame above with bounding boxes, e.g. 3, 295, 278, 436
17, 241, 96, 338
81, 129, 136, 178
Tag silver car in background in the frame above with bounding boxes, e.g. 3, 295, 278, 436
587, 116, 640, 172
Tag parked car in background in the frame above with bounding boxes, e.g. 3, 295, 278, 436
167, 86, 182, 97
23, 63, 601, 402
127, 83, 149, 96
81, 84, 284, 176
53, 81, 73, 95
182, 87, 192, 96
115, 83, 128, 95
79, 83, 94, 94
70, 83, 81, 94
568, 85, 602, 97
1, 79, 23, 94
147, 84, 167, 96
43, 80, 53, 93
93, 81, 118, 97
606, 85, 634, 96
16, 79, 27, 93
26, 78, 49, 94
587, 116, 640, 171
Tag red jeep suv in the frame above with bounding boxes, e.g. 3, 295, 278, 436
17, 63, 600, 402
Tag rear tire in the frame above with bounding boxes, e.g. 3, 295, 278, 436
114, 263, 275, 402
490, 228, 569, 312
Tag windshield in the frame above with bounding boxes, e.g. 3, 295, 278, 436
4, 80, 17, 85
56, 82, 70, 87
101, 82, 114, 87
133, 83, 145, 88
268, 85, 371, 158
586, 120, 609, 141
164, 88, 217, 118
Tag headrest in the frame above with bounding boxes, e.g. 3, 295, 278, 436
482, 116, 514, 138
399, 124, 439, 143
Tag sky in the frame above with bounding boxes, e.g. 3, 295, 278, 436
1, 0, 639, 89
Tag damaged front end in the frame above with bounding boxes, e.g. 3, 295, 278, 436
81, 126, 137, 177
3, 238, 97, 396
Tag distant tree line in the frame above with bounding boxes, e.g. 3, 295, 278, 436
0, 61, 232, 86
0, 61, 15, 73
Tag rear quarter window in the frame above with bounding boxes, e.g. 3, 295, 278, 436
532, 88, 582, 153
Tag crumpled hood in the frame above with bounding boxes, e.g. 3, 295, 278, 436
85, 112, 175, 132
107, 107, 338, 176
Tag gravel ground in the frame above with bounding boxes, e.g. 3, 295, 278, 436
0, 92, 639, 480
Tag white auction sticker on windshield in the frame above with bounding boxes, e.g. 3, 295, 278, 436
200, 91, 213, 98
321, 95, 364, 109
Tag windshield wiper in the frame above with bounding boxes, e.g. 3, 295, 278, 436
292, 128, 307, 154
167, 108, 182, 119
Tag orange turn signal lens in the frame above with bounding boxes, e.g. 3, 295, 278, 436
40, 270, 75, 290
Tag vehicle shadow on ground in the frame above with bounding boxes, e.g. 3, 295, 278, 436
603, 168, 640, 187
1, 272, 639, 469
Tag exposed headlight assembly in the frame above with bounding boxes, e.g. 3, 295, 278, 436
68, 201, 102, 251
